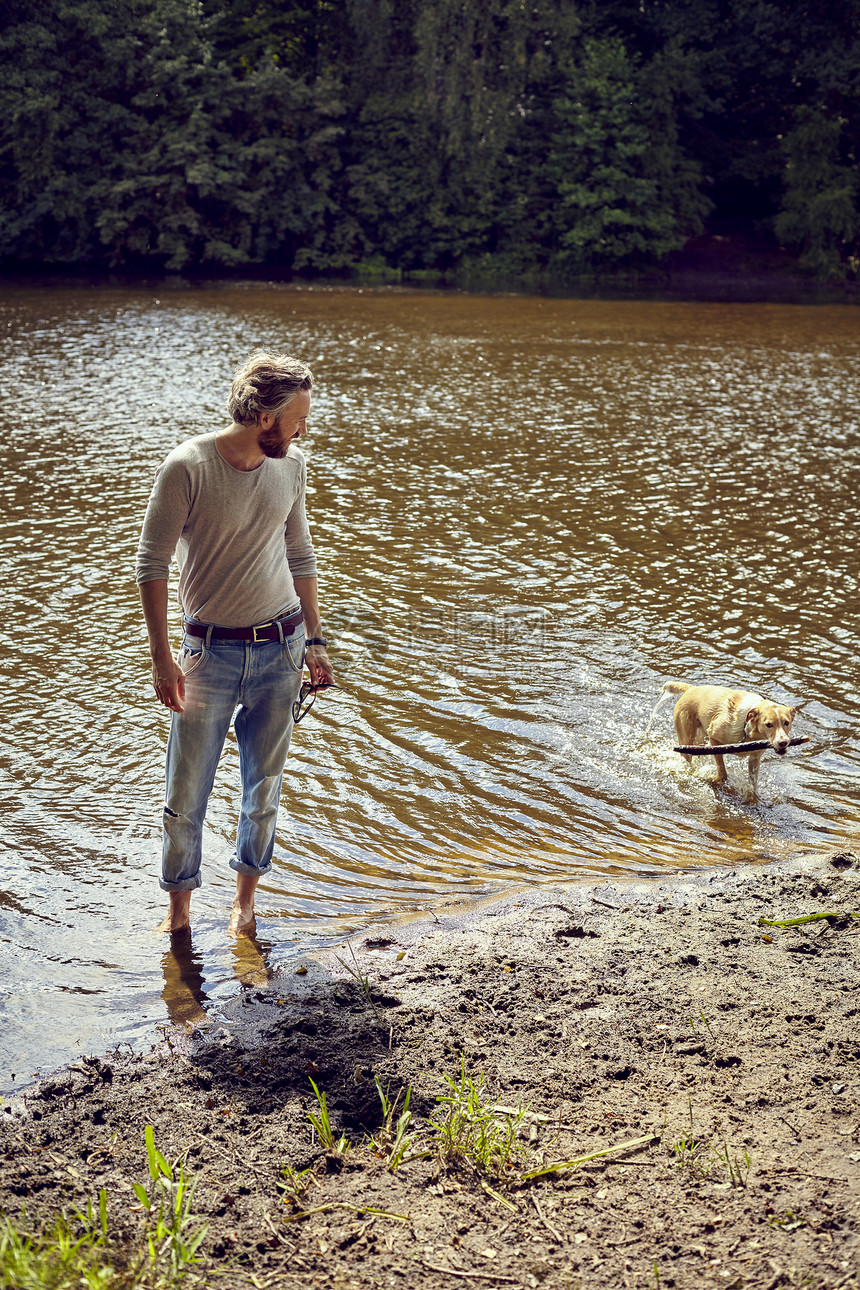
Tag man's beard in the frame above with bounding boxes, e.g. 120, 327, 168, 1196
257, 427, 289, 459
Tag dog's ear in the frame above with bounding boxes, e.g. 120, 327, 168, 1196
745, 707, 760, 724
787, 706, 797, 719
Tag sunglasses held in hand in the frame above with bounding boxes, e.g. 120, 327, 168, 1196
292, 679, 341, 724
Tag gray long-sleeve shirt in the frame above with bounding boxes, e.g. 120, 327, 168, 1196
135, 433, 318, 627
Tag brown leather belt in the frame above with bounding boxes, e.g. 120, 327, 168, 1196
184, 610, 304, 644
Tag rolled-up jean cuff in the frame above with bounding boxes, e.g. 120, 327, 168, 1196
229, 856, 274, 878
159, 874, 203, 892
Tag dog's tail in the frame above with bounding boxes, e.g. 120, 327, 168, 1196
646, 680, 691, 733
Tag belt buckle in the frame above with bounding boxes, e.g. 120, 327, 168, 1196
252, 621, 273, 643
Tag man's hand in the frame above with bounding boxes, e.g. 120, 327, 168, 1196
305, 644, 333, 688
293, 577, 333, 689
140, 580, 185, 712
151, 656, 186, 712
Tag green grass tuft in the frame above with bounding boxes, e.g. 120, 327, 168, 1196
429, 1058, 527, 1178
0, 1127, 206, 1290
307, 1078, 349, 1156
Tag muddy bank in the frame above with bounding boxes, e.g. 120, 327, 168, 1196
2, 851, 859, 1289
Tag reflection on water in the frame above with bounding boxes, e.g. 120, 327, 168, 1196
1, 287, 859, 1093
160, 931, 273, 1029
160, 935, 208, 1028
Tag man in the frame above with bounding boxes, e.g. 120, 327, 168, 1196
136, 350, 333, 936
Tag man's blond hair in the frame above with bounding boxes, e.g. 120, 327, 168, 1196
227, 351, 314, 425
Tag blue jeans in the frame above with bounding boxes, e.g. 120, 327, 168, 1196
160, 624, 306, 892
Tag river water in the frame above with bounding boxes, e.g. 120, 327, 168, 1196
1, 286, 858, 1094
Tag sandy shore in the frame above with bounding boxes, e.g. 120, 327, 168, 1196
2, 850, 859, 1289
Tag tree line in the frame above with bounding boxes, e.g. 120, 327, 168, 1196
1, 0, 858, 282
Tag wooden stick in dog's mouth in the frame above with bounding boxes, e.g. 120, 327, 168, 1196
673, 736, 811, 756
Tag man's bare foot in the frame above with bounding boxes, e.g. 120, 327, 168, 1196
156, 890, 192, 933
229, 898, 257, 936
229, 872, 261, 937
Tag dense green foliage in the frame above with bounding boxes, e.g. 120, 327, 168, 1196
1, 0, 859, 279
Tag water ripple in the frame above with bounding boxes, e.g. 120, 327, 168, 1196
1, 287, 858, 1092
